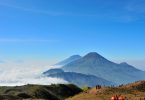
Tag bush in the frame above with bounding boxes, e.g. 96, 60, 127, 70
17, 93, 31, 99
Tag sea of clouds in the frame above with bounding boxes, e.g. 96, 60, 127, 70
0, 60, 67, 86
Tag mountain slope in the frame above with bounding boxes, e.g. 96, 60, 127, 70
55, 55, 82, 66
46, 71, 114, 87
67, 80, 145, 100
43, 68, 64, 75
62, 52, 145, 84
0, 84, 82, 100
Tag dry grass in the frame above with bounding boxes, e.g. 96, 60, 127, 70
67, 81, 145, 100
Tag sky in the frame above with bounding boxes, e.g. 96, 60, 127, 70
0, 0, 145, 70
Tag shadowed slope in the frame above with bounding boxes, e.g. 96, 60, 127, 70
0, 84, 82, 100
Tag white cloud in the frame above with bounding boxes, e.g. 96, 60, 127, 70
0, 61, 68, 86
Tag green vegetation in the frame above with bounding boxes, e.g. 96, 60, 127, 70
81, 86, 91, 91
0, 84, 82, 100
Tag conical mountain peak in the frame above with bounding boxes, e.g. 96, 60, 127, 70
83, 52, 104, 59
60, 52, 145, 85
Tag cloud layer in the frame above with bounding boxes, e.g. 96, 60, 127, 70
0, 61, 67, 86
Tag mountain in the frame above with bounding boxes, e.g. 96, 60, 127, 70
43, 68, 64, 75
0, 84, 82, 100
44, 71, 114, 87
62, 52, 145, 84
55, 55, 82, 66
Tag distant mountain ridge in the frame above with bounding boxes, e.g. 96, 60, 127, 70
62, 52, 145, 84
43, 68, 64, 76
43, 69, 114, 87
55, 55, 82, 66
43, 52, 145, 86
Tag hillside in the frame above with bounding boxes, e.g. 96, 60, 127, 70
55, 55, 82, 66
67, 80, 145, 100
43, 68, 64, 75
0, 84, 82, 100
62, 52, 145, 84
46, 71, 114, 87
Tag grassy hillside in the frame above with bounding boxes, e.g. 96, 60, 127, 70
1, 81, 145, 100
0, 84, 82, 100
67, 80, 145, 100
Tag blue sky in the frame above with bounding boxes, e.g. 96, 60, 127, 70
0, 0, 145, 69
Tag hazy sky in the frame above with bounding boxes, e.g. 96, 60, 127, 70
0, 0, 145, 70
